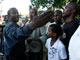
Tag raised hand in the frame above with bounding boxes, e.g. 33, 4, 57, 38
28, 10, 54, 30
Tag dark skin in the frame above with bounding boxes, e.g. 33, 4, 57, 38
63, 2, 78, 23
28, 10, 54, 30
53, 10, 63, 25
8, 8, 54, 44
44, 27, 66, 60
62, 2, 80, 60
27, 8, 42, 44
8, 8, 19, 23
47, 27, 58, 46
8, 8, 54, 30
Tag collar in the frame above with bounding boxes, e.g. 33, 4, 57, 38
50, 38, 59, 48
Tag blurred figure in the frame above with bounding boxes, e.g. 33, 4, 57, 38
3, 7, 54, 60
3, 15, 8, 25
21, 16, 28, 26
67, 2, 80, 60
63, 2, 79, 60
45, 24, 67, 60
53, 10, 63, 27
26, 7, 47, 60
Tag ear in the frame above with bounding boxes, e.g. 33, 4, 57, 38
53, 33, 57, 37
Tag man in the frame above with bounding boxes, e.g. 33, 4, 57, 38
68, 3, 80, 60
46, 10, 63, 33
3, 7, 54, 60
26, 7, 47, 60
53, 10, 63, 27
63, 2, 79, 60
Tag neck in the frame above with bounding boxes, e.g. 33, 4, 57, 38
50, 37, 58, 46
65, 15, 75, 23
56, 20, 62, 25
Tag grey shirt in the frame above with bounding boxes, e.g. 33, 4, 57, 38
26, 26, 47, 52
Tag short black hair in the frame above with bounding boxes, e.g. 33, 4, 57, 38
55, 10, 62, 14
7, 7, 18, 16
49, 24, 63, 36
54, 10, 62, 15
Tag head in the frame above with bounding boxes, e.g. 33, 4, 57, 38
53, 10, 62, 23
63, 2, 79, 18
47, 24, 63, 38
29, 7, 38, 20
7, 8, 19, 23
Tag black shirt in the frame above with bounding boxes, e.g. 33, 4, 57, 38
63, 19, 79, 49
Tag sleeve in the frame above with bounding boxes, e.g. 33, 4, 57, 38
39, 26, 48, 43
59, 46, 67, 59
6, 25, 33, 40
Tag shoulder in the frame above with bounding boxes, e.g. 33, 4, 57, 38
58, 39, 65, 49
46, 38, 51, 43
45, 38, 51, 48
4, 22, 18, 33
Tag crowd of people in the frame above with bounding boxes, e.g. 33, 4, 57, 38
0, 2, 80, 60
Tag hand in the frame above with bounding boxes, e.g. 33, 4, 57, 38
28, 10, 54, 30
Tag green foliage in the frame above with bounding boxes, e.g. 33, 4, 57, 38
30, 0, 80, 13
30, 0, 67, 10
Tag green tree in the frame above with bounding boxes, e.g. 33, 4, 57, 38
30, 0, 80, 10
68, 0, 80, 3
30, 0, 67, 10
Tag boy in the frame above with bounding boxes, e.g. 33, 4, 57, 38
45, 24, 67, 60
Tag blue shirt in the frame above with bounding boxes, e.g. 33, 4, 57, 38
3, 21, 32, 56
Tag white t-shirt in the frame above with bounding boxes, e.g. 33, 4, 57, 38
69, 26, 80, 60
45, 38, 67, 60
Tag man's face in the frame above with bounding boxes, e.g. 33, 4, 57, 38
63, 4, 72, 18
53, 12, 62, 22
9, 9, 19, 22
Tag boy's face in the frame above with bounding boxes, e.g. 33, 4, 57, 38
53, 12, 62, 22
47, 27, 56, 38
9, 9, 19, 22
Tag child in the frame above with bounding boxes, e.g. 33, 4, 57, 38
45, 24, 67, 60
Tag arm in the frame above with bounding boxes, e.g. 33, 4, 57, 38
43, 39, 49, 60
39, 26, 48, 43
59, 46, 67, 60
43, 48, 48, 60
28, 10, 54, 30
27, 26, 47, 44
5, 24, 33, 41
